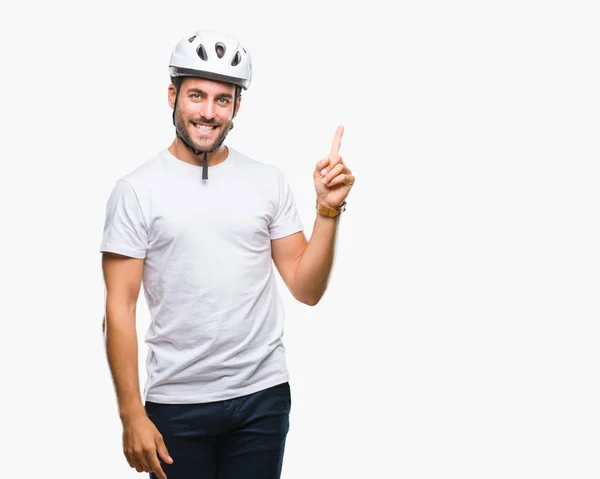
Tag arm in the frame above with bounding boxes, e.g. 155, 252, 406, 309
101, 251, 145, 420
100, 181, 171, 477
272, 214, 339, 306
102, 252, 173, 478
272, 125, 354, 306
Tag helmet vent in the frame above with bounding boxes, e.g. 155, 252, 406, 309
196, 44, 208, 61
231, 51, 241, 66
215, 42, 226, 58
188, 35, 196, 43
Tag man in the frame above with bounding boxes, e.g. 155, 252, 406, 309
100, 30, 355, 479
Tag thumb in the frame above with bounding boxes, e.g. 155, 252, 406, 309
156, 436, 173, 464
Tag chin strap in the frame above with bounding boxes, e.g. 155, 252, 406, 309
202, 151, 208, 180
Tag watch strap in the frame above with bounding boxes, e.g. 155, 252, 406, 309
316, 200, 347, 217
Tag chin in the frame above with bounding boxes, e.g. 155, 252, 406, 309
193, 139, 217, 151
190, 132, 221, 151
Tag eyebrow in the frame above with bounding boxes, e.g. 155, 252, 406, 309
187, 88, 234, 100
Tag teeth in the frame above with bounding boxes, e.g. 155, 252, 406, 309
195, 124, 215, 131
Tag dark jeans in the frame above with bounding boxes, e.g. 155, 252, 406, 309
144, 382, 291, 479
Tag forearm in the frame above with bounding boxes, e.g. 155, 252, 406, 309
294, 213, 340, 305
104, 306, 145, 421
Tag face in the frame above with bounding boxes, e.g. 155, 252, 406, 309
170, 77, 240, 153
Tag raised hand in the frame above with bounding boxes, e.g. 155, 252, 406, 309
313, 125, 355, 209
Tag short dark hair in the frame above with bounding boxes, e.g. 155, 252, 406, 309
171, 76, 184, 92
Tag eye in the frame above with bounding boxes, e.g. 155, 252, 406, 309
217, 98, 230, 105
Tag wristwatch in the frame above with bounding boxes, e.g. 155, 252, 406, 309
316, 200, 347, 217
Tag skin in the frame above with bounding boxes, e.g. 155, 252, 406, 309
167, 77, 240, 168
102, 76, 355, 479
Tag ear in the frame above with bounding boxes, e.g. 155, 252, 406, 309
168, 83, 177, 109
233, 95, 242, 118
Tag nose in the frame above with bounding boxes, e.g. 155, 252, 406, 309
200, 99, 216, 121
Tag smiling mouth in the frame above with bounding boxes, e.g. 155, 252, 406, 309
193, 123, 218, 136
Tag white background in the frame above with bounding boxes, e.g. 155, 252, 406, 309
1, 0, 599, 478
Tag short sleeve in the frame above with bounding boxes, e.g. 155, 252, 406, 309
269, 168, 304, 240
99, 180, 148, 259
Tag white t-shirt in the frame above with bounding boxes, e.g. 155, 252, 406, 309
100, 146, 304, 403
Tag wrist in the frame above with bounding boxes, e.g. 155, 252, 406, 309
316, 199, 347, 218
119, 403, 146, 422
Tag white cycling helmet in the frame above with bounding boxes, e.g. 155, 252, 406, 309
169, 30, 252, 90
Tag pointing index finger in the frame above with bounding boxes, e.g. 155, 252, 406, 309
329, 125, 344, 157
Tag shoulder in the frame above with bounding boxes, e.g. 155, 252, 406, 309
119, 151, 168, 190
229, 147, 288, 183
106, 151, 170, 214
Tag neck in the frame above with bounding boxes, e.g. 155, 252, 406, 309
168, 138, 229, 168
